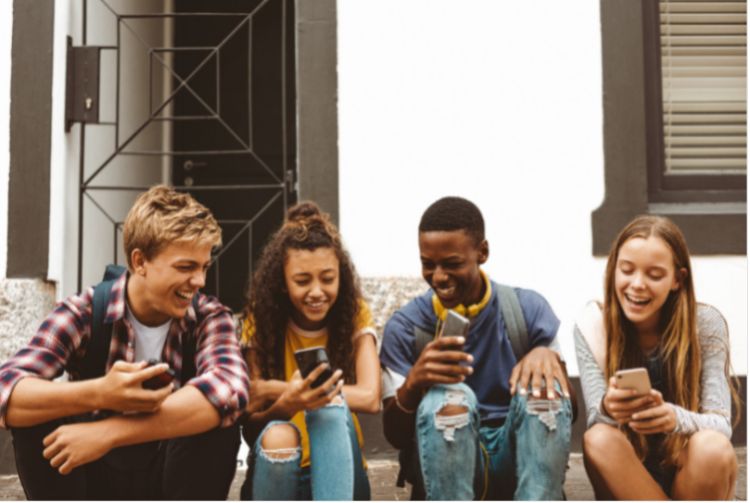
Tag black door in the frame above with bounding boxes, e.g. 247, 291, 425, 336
170, 0, 297, 311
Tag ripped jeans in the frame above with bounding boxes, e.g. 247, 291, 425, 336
242, 401, 370, 500
416, 383, 571, 500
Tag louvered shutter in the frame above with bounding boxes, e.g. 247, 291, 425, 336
660, 0, 747, 175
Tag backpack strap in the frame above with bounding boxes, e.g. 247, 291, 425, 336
497, 284, 528, 361
413, 326, 434, 357
79, 266, 126, 381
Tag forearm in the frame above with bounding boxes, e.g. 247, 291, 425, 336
672, 404, 731, 438
256, 379, 288, 401
6, 377, 102, 427
107, 385, 220, 449
343, 384, 380, 414
574, 327, 615, 428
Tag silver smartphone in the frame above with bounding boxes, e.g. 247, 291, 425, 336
438, 310, 470, 342
615, 367, 651, 396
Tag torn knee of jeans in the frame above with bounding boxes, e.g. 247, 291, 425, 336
434, 389, 470, 442
258, 446, 301, 463
526, 396, 563, 431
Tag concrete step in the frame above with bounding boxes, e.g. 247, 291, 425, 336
0, 448, 744, 500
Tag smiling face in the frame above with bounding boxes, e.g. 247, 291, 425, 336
284, 247, 340, 331
418, 230, 488, 309
129, 240, 212, 326
614, 235, 680, 333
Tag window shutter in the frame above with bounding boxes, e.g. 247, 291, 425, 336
660, 0, 747, 174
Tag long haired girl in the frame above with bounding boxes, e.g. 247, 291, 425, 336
575, 215, 739, 499
239, 202, 380, 500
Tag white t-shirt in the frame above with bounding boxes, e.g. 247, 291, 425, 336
126, 307, 171, 363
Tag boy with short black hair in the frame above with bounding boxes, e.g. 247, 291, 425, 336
380, 196, 572, 500
0, 185, 250, 500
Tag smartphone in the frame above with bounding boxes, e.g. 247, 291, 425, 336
142, 359, 176, 390
615, 367, 651, 396
294, 347, 334, 389
437, 310, 470, 348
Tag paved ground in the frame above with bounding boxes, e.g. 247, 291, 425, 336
0, 448, 744, 500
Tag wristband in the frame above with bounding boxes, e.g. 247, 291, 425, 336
394, 389, 416, 414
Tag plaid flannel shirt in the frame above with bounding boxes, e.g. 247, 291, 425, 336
0, 271, 249, 428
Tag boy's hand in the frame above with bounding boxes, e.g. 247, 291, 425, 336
96, 360, 173, 412
602, 376, 656, 425
42, 421, 114, 475
403, 336, 474, 393
509, 346, 569, 399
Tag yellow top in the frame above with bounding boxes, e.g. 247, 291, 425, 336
242, 301, 376, 467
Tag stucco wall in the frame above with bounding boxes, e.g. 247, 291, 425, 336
337, 0, 748, 374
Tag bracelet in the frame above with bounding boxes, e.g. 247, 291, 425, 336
394, 389, 416, 414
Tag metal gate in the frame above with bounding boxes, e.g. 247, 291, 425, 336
67, 0, 296, 311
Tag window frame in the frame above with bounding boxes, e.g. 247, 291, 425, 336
591, 0, 746, 256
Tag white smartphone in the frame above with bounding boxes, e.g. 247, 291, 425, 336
614, 367, 651, 396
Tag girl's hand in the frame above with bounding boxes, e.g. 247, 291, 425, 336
278, 366, 343, 417
629, 390, 677, 434
602, 376, 656, 425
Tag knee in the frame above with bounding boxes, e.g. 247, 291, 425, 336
259, 423, 300, 460
583, 423, 628, 462
686, 430, 737, 475
421, 384, 477, 415
432, 388, 471, 442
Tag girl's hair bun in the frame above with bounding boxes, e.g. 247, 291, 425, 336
286, 201, 323, 223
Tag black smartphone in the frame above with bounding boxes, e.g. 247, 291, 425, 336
294, 347, 334, 389
437, 310, 470, 348
142, 359, 176, 390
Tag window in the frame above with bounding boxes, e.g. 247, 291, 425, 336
592, 0, 746, 255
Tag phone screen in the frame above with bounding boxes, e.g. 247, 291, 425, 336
438, 310, 469, 349
142, 360, 176, 390
294, 347, 333, 388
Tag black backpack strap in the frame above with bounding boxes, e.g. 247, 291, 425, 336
180, 295, 202, 383
79, 278, 117, 381
497, 284, 529, 361
413, 326, 434, 357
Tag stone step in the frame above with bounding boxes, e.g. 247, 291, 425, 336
0, 448, 744, 500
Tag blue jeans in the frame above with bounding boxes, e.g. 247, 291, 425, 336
242, 401, 370, 500
416, 383, 571, 500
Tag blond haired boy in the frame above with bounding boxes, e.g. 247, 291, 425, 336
0, 185, 250, 499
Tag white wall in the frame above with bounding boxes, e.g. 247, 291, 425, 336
337, 0, 748, 374
50, 1, 169, 297
0, 2, 12, 279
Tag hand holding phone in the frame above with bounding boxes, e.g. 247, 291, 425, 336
603, 367, 654, 425
437, 310, 470, 349
614, 367, 651, 396
142, 359, 176, 390
294, 347, 334, 389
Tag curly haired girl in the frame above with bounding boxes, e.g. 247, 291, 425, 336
239, 201, 380, 500
574, 215, 740, 499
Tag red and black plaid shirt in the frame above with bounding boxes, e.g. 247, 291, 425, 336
0, 271, 249, 428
